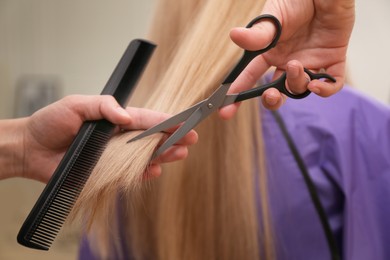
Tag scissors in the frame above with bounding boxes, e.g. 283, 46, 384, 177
128, 14, 336, 157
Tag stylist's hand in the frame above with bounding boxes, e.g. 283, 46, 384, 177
22, 95, 197, 183
220, 0, 355, 118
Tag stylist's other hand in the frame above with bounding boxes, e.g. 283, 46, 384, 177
220, 0, 355, 118
23, 95, 197, 183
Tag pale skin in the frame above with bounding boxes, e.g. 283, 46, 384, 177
0, 95, 198, 183
220, 0, 355, 118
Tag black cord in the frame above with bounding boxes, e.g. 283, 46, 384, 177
271, 110, 341, 260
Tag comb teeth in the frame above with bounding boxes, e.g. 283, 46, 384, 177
18, 127, 111, 250
17, 39, 156, 251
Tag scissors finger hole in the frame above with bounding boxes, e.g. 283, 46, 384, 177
282, 81, 311, 99
246, 14, 282, 52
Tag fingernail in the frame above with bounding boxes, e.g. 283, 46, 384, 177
116, 107, 131, 118
287, 63, 299, 78
266, 95, 278, 106
235, 27, 250, 33
310, 87, 320, 95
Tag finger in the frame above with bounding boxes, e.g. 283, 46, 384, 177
286, 60, 309, 94
121, 107, 198, 144
221, 17, 278, 121
152, 146, 189, 164
170, 130, 198, 146
219, 55, 270, 120
67, 95, 131, 125
156, 129, 198, 147
228, 55, 271, 94
261, 68, 287, 110
308, 78, 343, 97
307, 63, 345, 97
142, 145, 191, 180
261, 88, 286, 110
219, 104, 240, 121
142, 164, 162, 180
120, 107, 171, 130
230, 20, 277, 51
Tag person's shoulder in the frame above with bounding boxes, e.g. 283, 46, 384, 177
278, 85, 390, 132
320, 86, 389, 114
265, 85, 390, 166
266, 85, 390, 185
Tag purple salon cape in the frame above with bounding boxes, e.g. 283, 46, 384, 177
79, 86, 390, 260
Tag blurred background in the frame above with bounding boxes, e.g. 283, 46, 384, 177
0, 1, 155, 259
0, 0, 389, 259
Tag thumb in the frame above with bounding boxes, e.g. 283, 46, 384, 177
65, 95, 132, 125
229, 16, 278, 51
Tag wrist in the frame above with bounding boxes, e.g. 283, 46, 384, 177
0, 118, 28, 180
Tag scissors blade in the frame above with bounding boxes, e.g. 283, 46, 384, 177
154, 107, 203, 157
127, 100, 204, 142
154, 83, 231, 157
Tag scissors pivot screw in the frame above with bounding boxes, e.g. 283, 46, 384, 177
127, 14, 336, 157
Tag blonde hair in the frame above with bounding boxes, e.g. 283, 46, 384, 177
72, 0, 274, 259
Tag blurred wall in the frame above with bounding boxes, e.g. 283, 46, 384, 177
0, 0, 155, 119
347, 0, 390, 104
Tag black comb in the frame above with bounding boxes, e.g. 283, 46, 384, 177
17, 39, 156, 250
